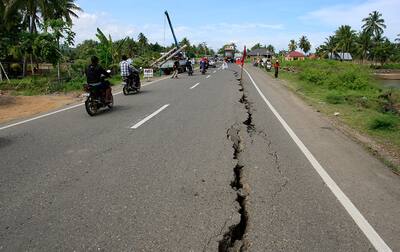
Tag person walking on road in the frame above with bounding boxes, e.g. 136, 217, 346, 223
185, 59, 193, 76
171, 59, 180, 79
273, 59, 280, 78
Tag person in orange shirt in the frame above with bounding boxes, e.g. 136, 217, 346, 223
273, 59, 280, 78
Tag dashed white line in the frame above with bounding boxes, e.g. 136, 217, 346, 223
206, 75, 210, 79
130, 104, 169, 129
0, 76, 171, 131
190, 82, 200, 89
242, 67, 392, 252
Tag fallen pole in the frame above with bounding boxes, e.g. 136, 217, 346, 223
151, 47, 177, 67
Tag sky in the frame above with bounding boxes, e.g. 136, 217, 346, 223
72, 0, 400, 52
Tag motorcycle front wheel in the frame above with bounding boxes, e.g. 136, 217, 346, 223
85, 98, 97, 116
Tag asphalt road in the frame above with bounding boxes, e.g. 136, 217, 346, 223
0, 64, 399, 251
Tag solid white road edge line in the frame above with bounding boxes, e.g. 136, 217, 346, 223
0, 75, 171, 131
190, 82, 200, 89
130, 104, 169, 129
243, 67, 392, 252
206, 75, 210, 79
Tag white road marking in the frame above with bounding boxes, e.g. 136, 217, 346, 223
190, 82, 200, 89
0, 76, 171, 131
242, 68, 392, 252
213, 70, 216, 73
130, 104, 169, 129
206, 75, 210, 79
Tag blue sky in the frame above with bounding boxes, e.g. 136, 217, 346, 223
73, 0, 400, 52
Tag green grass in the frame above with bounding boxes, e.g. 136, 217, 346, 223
0, 73, 125, 95
264, 59, 400, 169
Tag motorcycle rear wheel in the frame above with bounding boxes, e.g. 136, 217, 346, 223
107, 95, 114, 109
123, 85, 129, 95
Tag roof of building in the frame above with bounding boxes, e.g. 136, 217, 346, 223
287, 51, 305, 58
328, 52, 352, 61
248, 48, 274, 56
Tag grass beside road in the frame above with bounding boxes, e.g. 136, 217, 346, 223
265, 60, 400, 171
0, 74, 122, 96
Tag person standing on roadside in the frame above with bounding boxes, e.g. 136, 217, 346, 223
171, 59, 180, 79
273, 59, 280, 78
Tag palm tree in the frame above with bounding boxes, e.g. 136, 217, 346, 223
362, 11, 386, 38
395, 34, 400, 43
4, 0, 81, 76
49, 0, 82, 24
357, 31, 372, 63
319, 36, 338, 58
299, 35, 311, 55
288, 39, 297, 52
335, 25, 356, 60
266, 44, 275, 54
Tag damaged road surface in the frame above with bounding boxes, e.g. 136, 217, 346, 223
1, 64, 399, 251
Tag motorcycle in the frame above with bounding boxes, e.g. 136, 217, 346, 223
187, 65, 193, 76
266, 61, 272, 71
83, 70, 113, 116
123, 71, 141, 95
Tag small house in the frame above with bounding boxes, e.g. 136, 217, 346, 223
248, 48, 273, 60
328, 52, 352, 61
285, 51, 305, 61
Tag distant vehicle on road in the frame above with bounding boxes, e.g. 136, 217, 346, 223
208, 59, 216, 68
224, 44, 235, 63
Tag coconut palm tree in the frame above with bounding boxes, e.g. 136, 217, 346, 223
356, 31, 372, 63
318, 36, 338, 58
288, 39, 297, 52
266, 44, 275, 54
298, 35, 311, 55
335, 25, 356, 60
362, 11, 386, 38
48, 0, 82, 24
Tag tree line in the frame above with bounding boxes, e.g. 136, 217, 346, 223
316, 11, 400, 64
0, 1, 215, 81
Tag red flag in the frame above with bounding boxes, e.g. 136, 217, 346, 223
241, 46, 247, 66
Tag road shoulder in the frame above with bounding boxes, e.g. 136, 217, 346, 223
244, 65, 400, 251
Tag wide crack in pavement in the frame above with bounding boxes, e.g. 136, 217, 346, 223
219, 70, 289, 251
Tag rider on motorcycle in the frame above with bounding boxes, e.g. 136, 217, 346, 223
120, 55, 140, 88
86, 56, 112, 102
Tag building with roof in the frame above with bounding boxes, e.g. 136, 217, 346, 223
285, 51, 305, 61
247, 48, 273, 59
328, 52, 352, 61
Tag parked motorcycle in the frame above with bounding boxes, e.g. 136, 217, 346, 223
266, 61, 272, 71
83, 71, 113, 116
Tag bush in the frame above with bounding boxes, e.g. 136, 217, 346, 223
325, 91, 345, 104
285, 60, 375, 90
369, 115, 398, 130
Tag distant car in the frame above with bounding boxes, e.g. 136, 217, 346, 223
208, 59, 217, 68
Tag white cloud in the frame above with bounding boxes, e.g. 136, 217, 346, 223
301, 0, 400, 40
72, 12, 139, 44
71, 12, 285, 50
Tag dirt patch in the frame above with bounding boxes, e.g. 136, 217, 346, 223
0, 92, 82, 124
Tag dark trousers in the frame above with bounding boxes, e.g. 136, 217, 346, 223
274, 68, 279, 78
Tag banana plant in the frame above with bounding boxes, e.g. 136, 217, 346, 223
95, 28, 126, 69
